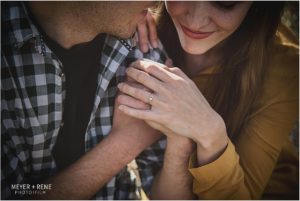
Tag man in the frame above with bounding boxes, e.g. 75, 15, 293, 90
1, 2, 166, 199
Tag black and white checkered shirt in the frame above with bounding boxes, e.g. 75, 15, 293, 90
1, 2, 167, 199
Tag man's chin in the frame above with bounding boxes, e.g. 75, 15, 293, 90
117, 32, 135, 40
109, 28, 135, 40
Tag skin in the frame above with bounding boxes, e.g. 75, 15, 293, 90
29, 2, 154, 48
27, 2, 161, 199
166, 1, 252, 55
119, 2, 253, 199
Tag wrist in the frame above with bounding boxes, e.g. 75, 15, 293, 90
193, 117, 228, 166
164, 136, 194, 166
196, 136, 228, 166
192, 114, 227, 149
104, 131, 137, 165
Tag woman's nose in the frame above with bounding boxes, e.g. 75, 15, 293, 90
186, 2, 211, 30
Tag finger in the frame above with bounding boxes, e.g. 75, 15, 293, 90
146, 12, 158, 48
117, 94, 150, 110
130, 60, 178, 83
168, 67, 189, 79
125, 81, 152, 93
125, 67, 167, 94
130, 59, 169, 81
118, 104, 157, 121
137, 20, 149, 53
126, 76, 135, 82
164, 58, 173, 67
118, 82, 160, 106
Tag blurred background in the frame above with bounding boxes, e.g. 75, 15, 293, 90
282, 1, 299, 37
281, 2, 299, 152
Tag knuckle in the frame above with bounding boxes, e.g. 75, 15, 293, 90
123, 83, 131, 92
135, 89, 144, 99
169, 67, 181, 75
162, 65, 170, 71
140, 40, 149, 45
132, 60, 141, 67
170, 77, 182, 85
119, 83, 126, 92
150, 35, 158, 40
135, 71, 145, 82
187, 78, 195, 86
116, 95, 122, 104
143, 86, 151, 92
172, 67, 181, 72
146, 65, 156, 74
140, 101, 150, 109
130, 87, 138, 97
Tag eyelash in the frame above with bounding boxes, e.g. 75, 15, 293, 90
212, 1, 238, 10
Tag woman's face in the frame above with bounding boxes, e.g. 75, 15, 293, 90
166, 1, 252, 55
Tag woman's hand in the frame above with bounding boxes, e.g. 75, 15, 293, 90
117, 59, 228, 165
137, 11, 159, 53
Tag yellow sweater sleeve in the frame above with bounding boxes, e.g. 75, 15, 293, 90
189, 141, 251, 199
189, 27, 299, 200
189, 68, 298, 200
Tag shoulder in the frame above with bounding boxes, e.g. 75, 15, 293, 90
269, 24, 298, 75
252, 25, 298, 114
264, 25, 298, 100
270, 25, 298, 72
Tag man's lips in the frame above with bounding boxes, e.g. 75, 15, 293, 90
180, 24, 214, 40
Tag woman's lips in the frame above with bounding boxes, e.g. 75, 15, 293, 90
180, 24, 214, 40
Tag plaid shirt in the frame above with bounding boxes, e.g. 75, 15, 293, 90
1, 2, 167, 199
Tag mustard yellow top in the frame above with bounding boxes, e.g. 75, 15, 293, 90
189, 25, 299, 200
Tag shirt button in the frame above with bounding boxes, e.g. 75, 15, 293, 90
59, 72, 65, 78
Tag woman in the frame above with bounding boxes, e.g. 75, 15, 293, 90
117, 2, 299, 199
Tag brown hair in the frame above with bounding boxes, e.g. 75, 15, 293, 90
155, 2, 285, 140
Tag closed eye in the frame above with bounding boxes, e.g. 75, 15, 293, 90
212, 1, 238, 10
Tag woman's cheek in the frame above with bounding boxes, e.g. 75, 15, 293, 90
165, 2, 187, 16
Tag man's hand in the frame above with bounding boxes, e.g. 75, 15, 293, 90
111, 87, 163, 158
137, 11, 158, 53
34, 90, 162, 200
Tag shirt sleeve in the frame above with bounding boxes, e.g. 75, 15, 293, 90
1, 58, 26, 199
189, 140, 251, 199
1, 122, 26, 199
189, 38, 299, 199
189, 85, 298, 199
135, 137, 166, 195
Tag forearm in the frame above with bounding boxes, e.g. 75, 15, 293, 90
34, 130, 153, 200
150, 138, 195, 200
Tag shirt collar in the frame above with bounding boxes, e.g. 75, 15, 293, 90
2, 2, 40, 49
118, 32, 137, 51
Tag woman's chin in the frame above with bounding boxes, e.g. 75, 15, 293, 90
182, 45, 208, 55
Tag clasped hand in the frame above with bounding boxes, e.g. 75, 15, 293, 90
117, 59, 226, 149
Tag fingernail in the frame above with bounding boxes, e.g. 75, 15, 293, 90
117, 83, 122, 89
118, 105, 124, 110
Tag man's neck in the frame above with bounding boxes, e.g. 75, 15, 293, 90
28, 2, 98, 49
